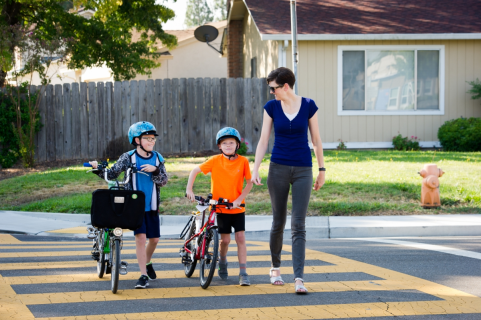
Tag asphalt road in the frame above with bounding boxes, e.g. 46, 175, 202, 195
1, 234, 481, 319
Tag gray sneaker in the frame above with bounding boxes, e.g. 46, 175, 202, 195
239, 274, 250, 286
218, 262, 228, 280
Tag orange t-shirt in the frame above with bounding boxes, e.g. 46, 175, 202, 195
199, 154, 252, 214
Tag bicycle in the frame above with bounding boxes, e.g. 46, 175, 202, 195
179, 193, 245, 289
85, 160, 148, 293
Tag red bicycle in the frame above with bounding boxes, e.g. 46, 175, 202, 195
179, 193, 244, 289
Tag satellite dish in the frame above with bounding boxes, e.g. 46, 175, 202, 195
194, 25, 219, 43
194, 25, 222, 54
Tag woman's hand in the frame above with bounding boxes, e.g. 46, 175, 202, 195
313, 172, 325, 191
89, 161, 98, 169
251, 170, 263, 185
140, 164, 157, 173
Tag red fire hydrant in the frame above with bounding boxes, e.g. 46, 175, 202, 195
418, 164, 444, 208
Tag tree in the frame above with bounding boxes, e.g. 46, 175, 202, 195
185, 0, 213, 28
212, 0, 226, 21
0, 0, 178, 87
0, 23, 68, 167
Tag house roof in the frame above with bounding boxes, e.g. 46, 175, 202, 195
132, 20, 227, 51
242, 0, 481, 40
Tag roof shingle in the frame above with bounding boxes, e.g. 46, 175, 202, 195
245, 0, 481, 35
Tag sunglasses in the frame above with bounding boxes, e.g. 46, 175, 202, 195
269, 85, 283, 93
141, 137, 157, 142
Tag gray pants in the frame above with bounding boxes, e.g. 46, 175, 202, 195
267, 162, 313, 279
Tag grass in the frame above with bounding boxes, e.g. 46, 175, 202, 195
0, 150, 480, 216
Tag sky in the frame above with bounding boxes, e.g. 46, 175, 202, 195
158, 0, 220, 30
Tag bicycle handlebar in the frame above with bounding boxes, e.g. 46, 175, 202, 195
185, 194, 245, 208
84, 161, 148, 186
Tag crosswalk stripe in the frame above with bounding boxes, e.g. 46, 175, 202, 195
5, 265, 347, 285
32, 299, 481, 320
0, 243, 183, 249
17, 280, 411, 305
0, 234, 183, 245
0, 274, 35, 320
0, 244, 270, 258
0, 254, 307, 271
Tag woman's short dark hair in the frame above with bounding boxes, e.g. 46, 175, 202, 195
266, 67, 296, 89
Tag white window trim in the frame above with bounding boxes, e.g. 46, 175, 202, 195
337, 45, 445, 116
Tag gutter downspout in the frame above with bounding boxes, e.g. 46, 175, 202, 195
290, 0, 298, 94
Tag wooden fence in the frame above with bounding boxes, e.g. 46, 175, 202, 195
26, 78, 271, 162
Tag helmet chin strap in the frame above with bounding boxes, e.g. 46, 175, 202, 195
220, 144, 239, 160
139, 138, 151, 157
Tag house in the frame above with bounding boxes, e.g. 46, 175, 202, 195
10, 8, 227, 85
224, 0, 481, 148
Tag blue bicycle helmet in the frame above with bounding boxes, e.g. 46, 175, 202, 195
216, 127, 242, 159
216, 127, 241, 145
128, 121, 158, 145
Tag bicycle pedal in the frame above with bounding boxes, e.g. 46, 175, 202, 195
86, 227, 97, 239
91, 252, 100, 261
106, 265, 112, 274
182, 256, 192, 264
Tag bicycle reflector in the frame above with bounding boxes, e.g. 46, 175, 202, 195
113, 228, 123, 237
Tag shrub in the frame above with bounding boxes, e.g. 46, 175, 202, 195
0, 88, 42, 168
337, 139, 347, 150
392, 134, 420, 151
0, 93, 26, 168
237, 138, 248, 155
467, 78, 481, 102
438, 117, 481, 151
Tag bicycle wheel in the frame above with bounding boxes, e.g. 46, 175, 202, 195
183, 219, 197, 278
96, 230, 106, 278
199, 228, 218, 289
110, 239, 121, 294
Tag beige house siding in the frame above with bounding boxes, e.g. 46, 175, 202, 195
247, 38, 481, 145
243, 14, 278, 78
135, 36, 227, 80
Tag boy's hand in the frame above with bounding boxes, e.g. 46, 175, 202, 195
186, 189, 195, 202
89, 161, 98, 169
251, 170, 263, 185
140, 164, 156, 173
232, 199, 243, 209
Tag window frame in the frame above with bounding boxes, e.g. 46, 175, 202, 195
337, 45, 445, 116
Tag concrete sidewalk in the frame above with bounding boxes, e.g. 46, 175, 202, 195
1, 210, 480, 239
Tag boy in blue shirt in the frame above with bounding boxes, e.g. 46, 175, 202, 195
89, 121, 168, 289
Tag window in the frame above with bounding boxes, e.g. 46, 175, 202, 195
338, 46, 444, 115
250, 57, 257, 78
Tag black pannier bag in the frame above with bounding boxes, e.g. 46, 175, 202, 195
91, 189, 146, 230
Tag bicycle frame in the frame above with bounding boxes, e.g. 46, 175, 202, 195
183, 207, 217, 260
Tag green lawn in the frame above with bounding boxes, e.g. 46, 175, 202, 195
1, 150, 480, 215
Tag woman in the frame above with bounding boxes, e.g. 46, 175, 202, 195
251, 67, 325, 294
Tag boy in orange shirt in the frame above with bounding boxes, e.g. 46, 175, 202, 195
186, 127, 253, 286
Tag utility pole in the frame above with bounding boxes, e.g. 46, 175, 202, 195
290, 0, 298, 94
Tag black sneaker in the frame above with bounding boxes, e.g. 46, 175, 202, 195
135, 275, 149, 289
146, 263, 157, 280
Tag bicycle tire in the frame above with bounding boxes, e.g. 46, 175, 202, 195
111, 239, 121, 294
96, 230, 106, 278
199, 228, 218, 289
183, 219, 197, 278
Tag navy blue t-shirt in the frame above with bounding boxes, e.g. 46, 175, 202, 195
264, 97, 318, 167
